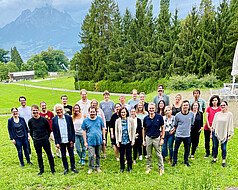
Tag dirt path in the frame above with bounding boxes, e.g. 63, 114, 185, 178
169, 90, 238, 128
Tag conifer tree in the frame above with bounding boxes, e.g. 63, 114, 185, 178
11, 47, 23, 70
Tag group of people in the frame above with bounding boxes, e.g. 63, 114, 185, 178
7, 84, 234, 176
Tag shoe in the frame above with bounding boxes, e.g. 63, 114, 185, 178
145, 155, 148, 159
120, 169, 124, 173
204, 154, 209, 158
139, 155, 143, 160
37, 172, 43, 176
63, 169, 69, 175
104, 155, 107, 159
133, 160, 136, 165
184, 161, 190, 167
71, 168, 79, 174
81, 160, 85, 165
96, 168, 102, 173
27, 162, 33, 165
211, 160, 216, 164
172, 162, 177, 167
20, 164, 24, 168
145, 168, 151, 174
128, 169, 132, 173
191, 155, 194, 160
222, 163, 226, 167
163, 157, 165, 162
87, 169, 93, 174
116, 158, 120, 162
159, 169, 164, 176
52, 171, 55, 175
57, 156, 62, 159
78, 159, 82, 164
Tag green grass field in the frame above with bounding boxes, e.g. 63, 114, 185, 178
0, 115, 238, 189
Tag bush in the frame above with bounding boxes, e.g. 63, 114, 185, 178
74, 75, 220, 93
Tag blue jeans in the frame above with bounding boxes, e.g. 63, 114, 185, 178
15, 137, 30, 165
173, 137, 191, 163
162, 132, 174, 158
212, 132, 227, 159
75, 135, 86, 160
60, 143, 75, 170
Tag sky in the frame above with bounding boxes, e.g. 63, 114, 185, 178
0, 0, 220, 28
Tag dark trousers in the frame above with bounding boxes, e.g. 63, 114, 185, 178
133, 139, 142, 160
173, 137, 191, 163
143, 145, 147, 157
15, 137, 30, 165
119, 143, 132, 170
212, 132, 227, 159
106, 121, 111, 146
33, 139, 55, 173
28, 141, 32, 155
60, 143, 75, 170
191, 129, 200, 155
204, 130, 214, 156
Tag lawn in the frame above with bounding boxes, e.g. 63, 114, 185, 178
0, 115, 238, 189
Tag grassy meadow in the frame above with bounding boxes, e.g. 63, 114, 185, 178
0, 77, 238, 189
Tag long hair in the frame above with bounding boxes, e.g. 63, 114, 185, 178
136, 101, 145, 114
157, 100, 166, 116
72, 104, 81, 122
209, 95, 221, 107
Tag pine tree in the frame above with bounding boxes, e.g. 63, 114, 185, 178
11, 47, 23, 70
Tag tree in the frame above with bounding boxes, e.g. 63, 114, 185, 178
0, 62, 8, 81
0, 49, 10, 63
33, 61, 48, 79
6, 62, 19, 72
11, 47, 23, 70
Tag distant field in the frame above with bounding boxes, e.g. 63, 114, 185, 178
16, 77, 76, 90
1, 115, 238, 189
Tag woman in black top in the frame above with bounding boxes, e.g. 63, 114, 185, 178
7, 107, 32, 167
190, 102, 203, 159
172, 93, 182, 116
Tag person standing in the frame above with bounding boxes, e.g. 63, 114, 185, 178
82, 107, 106, 174
162, 106, 175, 164
171, 93, 182, 116
130, 108, 142, 165
153, 84, 170, 109
127, 89, 140, 109
189, 89, 206, 113
211, 101, 234, 167
157, 100, 166, 116
72, 104, 86, 165
119, 95, 131, 113
99, 90, 115, 147
172, 100, 195, 167
110, 103, 122, 161
52, 104, 78, 175
76, 89, 91, 116
7, 107, 32, 167
134, 92, 149, 112
115, 107, 135, 173
39, 101, 61, 158
18, 96, 32, 155
61, 95, 73, 116
143, 103, 165, 175
204, 95, 221, 158
28, 105, 55, 175
190, 102, 203, 159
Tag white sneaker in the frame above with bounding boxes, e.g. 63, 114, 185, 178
139, 155, 143, 160
96, 168, 102, 173
159, 169, 164, 176
145, 168, 151, 174
87, 169, 93, 174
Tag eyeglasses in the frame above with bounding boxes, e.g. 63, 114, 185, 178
220, 105, 226, 107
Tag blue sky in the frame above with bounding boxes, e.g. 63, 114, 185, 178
0, 0, 219, 28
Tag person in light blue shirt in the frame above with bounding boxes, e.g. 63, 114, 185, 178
82, 106, 106, 174
127, 89, 140, 109
153, 84, 170, 109
189, 89, 206, 113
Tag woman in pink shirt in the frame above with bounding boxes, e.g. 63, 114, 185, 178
204, 95, 221, 158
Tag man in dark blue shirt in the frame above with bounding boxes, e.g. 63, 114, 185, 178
143, 103, 165, 175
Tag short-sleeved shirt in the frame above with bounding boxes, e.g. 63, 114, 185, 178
127, 98, 140, 109
18, 106, 32, 128
163, 115, 175, 132
204, 106, 221, 130
81, 116, 104, 146
39, 111, 54, 131
189, 98, 206, 113
143, 113, 164, 137
76, 99, 91, 116
174, 111, 195, 138
153, 94, 170, 109
99, 100, 115, 121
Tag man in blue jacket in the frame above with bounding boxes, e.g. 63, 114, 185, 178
52, 104, 78, 175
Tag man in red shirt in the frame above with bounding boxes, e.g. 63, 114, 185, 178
39, 101, 61, 158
